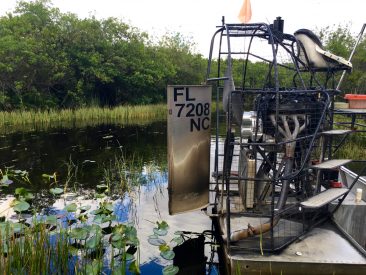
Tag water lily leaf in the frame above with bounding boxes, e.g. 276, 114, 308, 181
84, 224, 102, 235
157, 220, 169, 230
113, 224, 126, 235
85, 259, 102, 275
12, 222, 24, 234
128, 260, 140, 274
15, 188, 33, 200
69, 227, 89, 240
50, 188, 63, 195
148, 237, 166, 246
159, 244, 170, 253
171, 236, 184, 246
85, 234, 102, 250
24, 193, 34, 201
153, 227, 167, 236
103, 202, 114, 212
45, 215, 58, 225
111, 235, 124, 249
79, 205, 91, 213
0, 175, 13, 185
64, 203, 77, 213
162, 265, 179, 275
160, 250, 175, 260
124, 225, 138, 245
11, 200, 30, 213
125, 253, 135, 261
78, 213, 88, 223
93, 215, 103, 224
111, 233, 122, 242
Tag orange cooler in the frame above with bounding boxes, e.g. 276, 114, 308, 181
344, 94, 366, 109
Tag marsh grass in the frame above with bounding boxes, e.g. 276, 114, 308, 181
333, 115, 366, 159
0, 104, 166, 134
0, 222, 71, 274
334, 133, 366, 159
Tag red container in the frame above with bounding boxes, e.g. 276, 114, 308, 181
344, 94, 366, 109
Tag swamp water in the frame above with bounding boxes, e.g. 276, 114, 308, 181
0, 122, 219, 274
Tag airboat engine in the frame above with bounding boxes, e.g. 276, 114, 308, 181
238, 93, 322, 211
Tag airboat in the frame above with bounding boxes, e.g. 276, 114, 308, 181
168, 17, 366, 274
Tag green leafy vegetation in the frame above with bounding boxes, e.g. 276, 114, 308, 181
0, 104, 166, 133
0, 0, 206, 111
0, 167, 144, 274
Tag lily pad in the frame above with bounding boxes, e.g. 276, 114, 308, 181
125, 253, 135, 261
15, 188, 34, 201
148, 237, 166, 246
79, 205, 91, 212
11, 200, 30, 213
171, 236, 184, 246
0, 175, 13, 185
162, 265, 179, 275
45, 215, 58, 225
85, 234, 102, 250
85, 259, 102, 275
153, 227, 168, 236
50, 188, 63, 195
64, 203, 77, 213
160, 250, 175, 260
157, 220, 169, 230
69, 227, 89, 240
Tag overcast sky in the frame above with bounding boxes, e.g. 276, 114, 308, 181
1, 0, 365, 55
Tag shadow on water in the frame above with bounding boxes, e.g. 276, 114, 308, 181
0, 121, 221, 274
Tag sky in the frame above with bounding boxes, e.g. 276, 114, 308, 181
1, 0, 365, 56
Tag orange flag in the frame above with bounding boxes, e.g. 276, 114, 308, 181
238, 0, 252, 23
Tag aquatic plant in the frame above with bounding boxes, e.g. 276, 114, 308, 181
147, 220, 180, 275
0, 104, 166, 134
0, 179, 141, 274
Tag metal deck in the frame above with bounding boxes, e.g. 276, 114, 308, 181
301, 188, 349, 208
311, 159, 352, 169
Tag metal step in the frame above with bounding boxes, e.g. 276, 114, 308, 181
321, 129, 353, 135
311, 159, 352, 170
301, 188, 349, 208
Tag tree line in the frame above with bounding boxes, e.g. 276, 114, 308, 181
0, 1, 364, 110
0, 0, 206, 110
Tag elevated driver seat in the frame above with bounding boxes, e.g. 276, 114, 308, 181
294, 29, 352, 72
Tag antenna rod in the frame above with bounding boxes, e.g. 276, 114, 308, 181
336, 23, 366, 90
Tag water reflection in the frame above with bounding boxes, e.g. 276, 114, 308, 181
0, 122, 219, 274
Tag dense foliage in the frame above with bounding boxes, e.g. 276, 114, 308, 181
319, 25, 366, 93
0, 0, 206, 110
0, 1, 364, 111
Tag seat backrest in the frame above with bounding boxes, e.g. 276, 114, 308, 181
294, 29, 329, 69
294, 29, 352, 71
